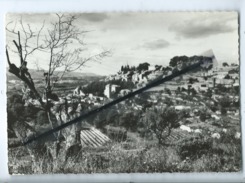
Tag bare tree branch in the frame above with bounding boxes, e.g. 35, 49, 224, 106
6, 21, 18, 35
6, 13, 110, 108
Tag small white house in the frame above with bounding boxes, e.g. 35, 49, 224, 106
194, 129, 202, 133
211, 114, 220, 120
180, 125, 192, 132
175, 105, 191, 111
211, 132, 221, 139
235, 132, 241, 139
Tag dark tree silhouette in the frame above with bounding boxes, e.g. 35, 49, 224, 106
223, 62, 229, 67
137, 62, 150, 72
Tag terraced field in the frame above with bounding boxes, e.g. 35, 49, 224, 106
166, 130, 192, 143
80, 128, 110, 147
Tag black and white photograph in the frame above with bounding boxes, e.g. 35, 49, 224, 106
6, 12, 240, 174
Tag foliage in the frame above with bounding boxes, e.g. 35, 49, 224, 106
177, 135, 213, 160
103, 127, 127, 142
121, 65, 136, 73
233, 86, 239, 96
83, 81, 106, 96
134, 92, 151, 107
216, 84, 230, 94
209, 104, 219, 112
224, 74, 231, 79
206, 88, 212, 98
144, 106, 180, 146
169, 56, 188, 67
164, 97, 174, 106
219, 96, 231, 108
7, 94, 25, 133
169, 55, 212, 72
228, 67, 239, 74
190, 88, 197, 96
9, 134, 241, 173
109, 80, 135, 90
106, 108, 119, 125
155, 65, 162, 71
119, 112, 138, 132
82, 79, 135, 97
164, 88, 172, 95
8, 93, 24, 105
221, 107, 227, 115
199, 108, 211, 122
179, 109, 191, 118
172, 68, 179, 74
93, 107, 119, 128
137, 62, 150, 72
189, 77, 199, 84
222, 62, 229, 67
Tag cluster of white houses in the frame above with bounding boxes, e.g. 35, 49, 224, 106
104, 51, 239, 97
103, 84, 131, 98
20, 50, 239, 115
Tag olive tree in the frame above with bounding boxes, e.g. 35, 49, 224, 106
144, 106, 180, 146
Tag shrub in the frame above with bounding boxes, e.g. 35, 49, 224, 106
221, 107, 227, 115
8, 93, 23, 105
103, 127, 127, 142
177, 135, 213, 160
199, 108, 211, 122
199, 112, 208, 122
23, 106, 40, 119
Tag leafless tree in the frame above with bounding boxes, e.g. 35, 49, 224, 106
6, 17, 48, 107
41, 14, 110, 101
6, 13, 110, 108
6, 13, 110, 173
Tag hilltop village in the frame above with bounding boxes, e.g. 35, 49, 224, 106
14, 52, 239, 127
64, 55, 237, 110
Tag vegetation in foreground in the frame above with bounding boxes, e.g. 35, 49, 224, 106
9, 129, 241, 174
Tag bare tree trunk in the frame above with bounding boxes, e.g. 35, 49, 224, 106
6, 48, 44, 108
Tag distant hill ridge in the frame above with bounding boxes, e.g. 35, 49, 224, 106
7, 68, 99, 80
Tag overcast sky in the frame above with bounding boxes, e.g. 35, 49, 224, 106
6, 12, 238, 75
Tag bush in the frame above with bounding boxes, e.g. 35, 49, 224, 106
82, 81, 106, 96
103, 127, 127, 142
199, 108, 211, 122
23, 106, 40, 119
119, 112, 138, 132
8, 93, 24, 105
221, 107, 227, 115
220, 96, 231, 108
210, 105, 218, 112
177, 135, 212, 160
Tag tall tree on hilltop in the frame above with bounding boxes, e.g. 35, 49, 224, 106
137, 62, 150, 72
223, 62, 229, 67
